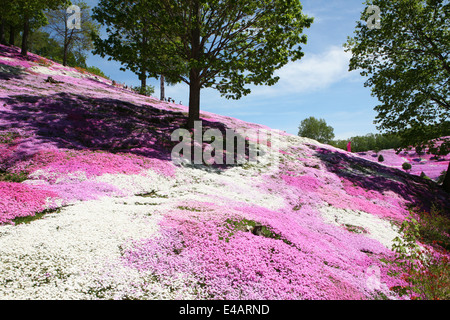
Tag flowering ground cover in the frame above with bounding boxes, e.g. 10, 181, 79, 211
0, 45, 449, 300
355, 142, 449, 182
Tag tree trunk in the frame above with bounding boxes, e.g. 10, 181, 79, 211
187, 1, 201, 130
8, 24, 15, 46
442, 161, 450, 193
63, 27, 68, 66
0, 19, 6, 45
63, 42, 68, 66
139, 69, 147, 92
21, 18, 30, 56
188, 69, 201, 130
160, 74, 165, 101
140, 74, 146, 89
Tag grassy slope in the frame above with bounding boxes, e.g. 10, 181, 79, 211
0, 45, 449, 300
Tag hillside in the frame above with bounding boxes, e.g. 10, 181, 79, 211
0, 45, 449, 300
355, 145, 449, 182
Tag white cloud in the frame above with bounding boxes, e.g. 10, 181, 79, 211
268, 45, 356, 94
147, 46, 361, 117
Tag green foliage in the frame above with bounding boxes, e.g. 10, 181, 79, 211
132, 85, 155, 97
378, 154, 384, 162
0, 131, 20, 144
437, 171, 447, 185
26, 30, 87, 68
85, 66, 110, 80
135, 190, 168, 198
177, 206, 202, 212
402, 162, 412, 171
220, 218, 293, 247
12, 0, 72, 55
343, 224, 367, 234
92, 0, 183, 87
12, 207, 62, 225
388, 209, 450, 300
344, 0, 449, 160
93, 0, 313, 126
0, 170, 29, 183
416, 206, 450, 251
420, 172, 431, 180
298, 116, 335, 144
44, 0, 100, 66
330, 132, 403, 153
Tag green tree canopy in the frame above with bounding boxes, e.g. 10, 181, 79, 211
345, 0, 450, 192
11, 0, 70, 56
45, 0, 100, 66
92, 0, 182, 92
93, 0, 313, 128
26, 29, 88, 67
298, 116, 335, 144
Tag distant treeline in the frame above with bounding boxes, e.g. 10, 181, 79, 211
330, 133, 403, 153
330, 122, 450, 153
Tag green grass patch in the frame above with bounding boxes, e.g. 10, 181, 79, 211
12, 207, 63, 225
220, 218, 293, 246
136, 190, 168, 198
343, 224, 368, 234
0, 131, 20, 144
0, 170, 29, 183
177, 206, 202, 212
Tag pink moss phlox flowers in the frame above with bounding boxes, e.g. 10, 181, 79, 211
122, 200, 403, 300
0, 181, 59, 224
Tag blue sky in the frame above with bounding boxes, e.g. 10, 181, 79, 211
83, 0, 379, 140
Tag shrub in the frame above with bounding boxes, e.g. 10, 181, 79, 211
85, 66, 110, 80
132, 85, 155, 97
416, 206, 450, 251
437, 171, 447, 185
74, 66, 88, 74
37, 57, 52, 67
402, 162, 412, 171
420, 172, 431, 180
388, 209, 450, 300
378, 154, 384, 162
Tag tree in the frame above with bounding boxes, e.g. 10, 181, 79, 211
298, 116, 335, 144
45, 0, 100, 66
160, 74, 165, 101
93, 0, 313, 129
92, 0, 168, 93
0, 1, 21, 46
345, 0, 450, 192
0, 2, 22, 46
402, 162, 412, 172
7, 0, 70, 56
26, 29, 88, 67
0, 1, 12, 44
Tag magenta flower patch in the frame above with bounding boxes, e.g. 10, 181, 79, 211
121, 200, 406, 300
0, 182, 59, 224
